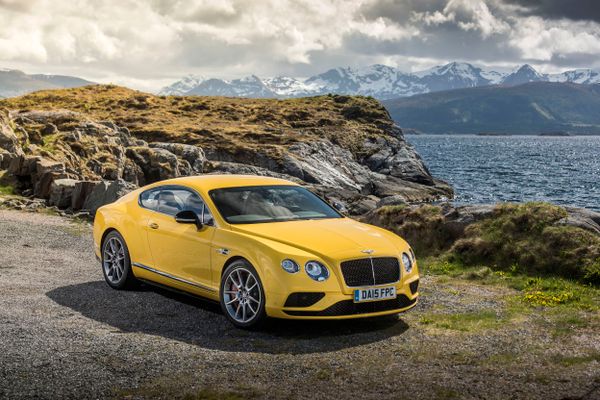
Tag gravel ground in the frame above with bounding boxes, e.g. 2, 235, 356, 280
0, 209, 598, 400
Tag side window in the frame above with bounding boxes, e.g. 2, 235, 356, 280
157, 189, 187, 216
139, 188, 160, 210
141, 186, 214, 225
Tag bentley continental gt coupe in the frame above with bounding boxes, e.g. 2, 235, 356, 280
93, 175, 419, 328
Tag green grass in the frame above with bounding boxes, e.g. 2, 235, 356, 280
550, 352, 600, 367
419, 310, 503, 332
0, 183, 14, 195
0, 171, 16, 195
421, 257, 600, 312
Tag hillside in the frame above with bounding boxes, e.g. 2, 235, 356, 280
0, 69, 94, 98
383, 82, 600, 135
0, 85, 451, 214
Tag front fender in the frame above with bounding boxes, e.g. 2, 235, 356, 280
210, 229, 344, 311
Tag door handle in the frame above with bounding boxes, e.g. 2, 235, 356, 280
149, 222, 159, 230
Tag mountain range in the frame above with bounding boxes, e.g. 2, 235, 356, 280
382, 82, 600, 135
0, 69, 94, 98
159, 63, 600, 100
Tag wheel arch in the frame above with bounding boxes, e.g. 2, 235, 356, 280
221, 255, 252, 277
100, 227, 119, 254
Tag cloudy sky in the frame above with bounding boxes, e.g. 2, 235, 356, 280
1, 0, 599, 91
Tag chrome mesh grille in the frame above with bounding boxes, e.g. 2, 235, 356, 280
340, 257, 400, 287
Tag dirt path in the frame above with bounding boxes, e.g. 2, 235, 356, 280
0, 209, 598, 399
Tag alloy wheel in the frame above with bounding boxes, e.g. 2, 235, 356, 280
103, 236, 126, 285
223, 267, 262, 324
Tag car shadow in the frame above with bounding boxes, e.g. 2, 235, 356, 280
46, 281, 410, 355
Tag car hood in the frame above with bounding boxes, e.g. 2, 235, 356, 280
230, 218, 404, 259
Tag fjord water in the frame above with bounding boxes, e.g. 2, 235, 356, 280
406, 135, 600, 211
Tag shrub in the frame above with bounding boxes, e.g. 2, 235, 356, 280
450, 203, 600, 285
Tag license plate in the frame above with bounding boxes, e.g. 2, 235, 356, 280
353, 286, 396, 303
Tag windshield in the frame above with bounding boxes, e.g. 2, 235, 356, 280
209, 185, 343, 224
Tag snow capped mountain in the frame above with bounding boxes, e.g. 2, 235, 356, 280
414, 62, 494, 92
185, 75, 276, 98
158, 74, 205, 95
547, 69, 600, 84
501, 64, 546, 86
159, 63, 600, 100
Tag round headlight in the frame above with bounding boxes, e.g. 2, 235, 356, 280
281, 259, 300, 273
401, 252, 413, 273
305, 261, 329, 282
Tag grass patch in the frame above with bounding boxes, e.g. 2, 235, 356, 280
421, 257, 600, 312
419, 310, 503, 332
550, 352, 600, 367
0, 170, 16, 195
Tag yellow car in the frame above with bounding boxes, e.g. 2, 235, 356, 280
93, 175, 419, 328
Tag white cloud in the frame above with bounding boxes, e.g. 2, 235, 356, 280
0, 0, 599, 91
509, 17, 600, 60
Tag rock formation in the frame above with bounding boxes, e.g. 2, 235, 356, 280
0, 86, 452, 215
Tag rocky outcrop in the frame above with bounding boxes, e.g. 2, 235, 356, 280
363, 202, 600, 249
363, 202, 600, 285
0, 88, 453, 215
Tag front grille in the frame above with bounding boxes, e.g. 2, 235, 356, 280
284, 292, 325, 308
283, 295, 416, 316
340, 257, 400, 287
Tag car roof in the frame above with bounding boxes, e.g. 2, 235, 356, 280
144, 174, 299, 192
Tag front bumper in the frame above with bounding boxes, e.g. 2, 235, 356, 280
266, 277, 419, 320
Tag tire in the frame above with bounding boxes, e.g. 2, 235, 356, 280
101, 230, 138, 290
220, 260, 266, 329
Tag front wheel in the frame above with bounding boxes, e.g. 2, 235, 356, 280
220, 260, 266, 329
101, 231, 138, 290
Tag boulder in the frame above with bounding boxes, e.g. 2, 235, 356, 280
562, 207, 600, 234
150, 142, 206, 173
71, 181, 100, 210
287, 139, 372, 192
33, 159, 67, 198
82, 179, 136, 215
363, 136, 434, 185
41, 123, 58, 136
8, 155, 41, 177
48, 179, 78, 208
0, 111, 23, 156
376, 195, 408, 208
126, 146, 181, 184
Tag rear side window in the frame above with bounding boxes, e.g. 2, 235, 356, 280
139, 188, 160, 210
139, 186, 214, 225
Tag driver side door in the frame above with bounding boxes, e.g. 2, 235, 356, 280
146, 186, 216, 291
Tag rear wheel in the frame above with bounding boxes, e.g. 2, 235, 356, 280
220, 260, 266, 329
102, 231, 138, 290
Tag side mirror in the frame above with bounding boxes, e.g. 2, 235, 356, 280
175, 210, 203, 229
